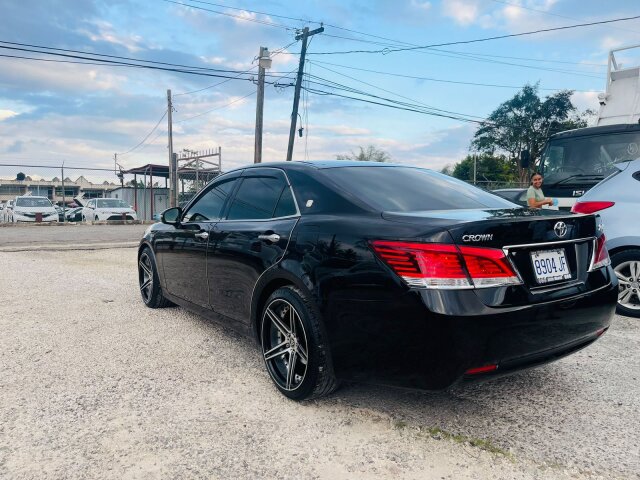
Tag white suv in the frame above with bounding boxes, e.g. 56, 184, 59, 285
82, 198, 137, 221
12, 196, 59, 223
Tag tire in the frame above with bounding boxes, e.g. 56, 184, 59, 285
138, 247, 173, 309
611, 249, 640, 318
260, 286, 338, 400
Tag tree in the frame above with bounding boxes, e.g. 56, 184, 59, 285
471, 84, 589, 172
336, 145, 391, 162
16, 172, 25, 181
449, 154, 518, 187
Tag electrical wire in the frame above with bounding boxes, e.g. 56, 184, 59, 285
117, 110, 168, 156
173, 65, 258, 97
488, 0, 640, 35
304, 14, 640, 55
175, 91, 257, 123
307, 59, 597, 92
0, 40, 247, 73
160, 0, 294, 30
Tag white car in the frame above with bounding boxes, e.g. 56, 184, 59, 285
12, 196, 59, 223
3, 199, 14, 222
82, 198, 138, 221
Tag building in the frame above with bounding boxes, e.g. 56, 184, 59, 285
0, 176, 119, 204
109, 186, 169, 221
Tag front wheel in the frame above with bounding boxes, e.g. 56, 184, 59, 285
261, 286, 338, 400
138, 247, 173, 308
612, 249, 640, 318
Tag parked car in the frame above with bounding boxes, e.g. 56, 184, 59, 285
82, 198, 137, 221
137, 161, 617, 400
65, 207, 83, 222
3, 199, 14, 222
572, 157, 640, 318
53, 205, 65, 222
12, 196, 58, 223
492, 188, 528, 207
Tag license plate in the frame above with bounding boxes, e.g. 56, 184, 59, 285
530, 249, 572, 284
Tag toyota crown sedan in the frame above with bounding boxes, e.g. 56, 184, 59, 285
137, 161, 617, 400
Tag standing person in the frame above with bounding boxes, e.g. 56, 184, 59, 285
527, 173, 554, 208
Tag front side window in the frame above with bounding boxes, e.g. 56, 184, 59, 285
183, 178, 238, 222
226, 176, 289, 220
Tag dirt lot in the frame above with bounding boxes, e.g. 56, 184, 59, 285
1, 246, 638, 479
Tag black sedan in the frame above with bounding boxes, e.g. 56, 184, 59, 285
138, 161, 617, 400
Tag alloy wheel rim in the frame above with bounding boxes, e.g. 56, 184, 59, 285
614, 260, 640, 310
261, 299, 309, 391
138, 253, 154, 303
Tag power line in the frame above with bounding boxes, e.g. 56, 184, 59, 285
160, 0, 294, 30
0, 40, 247, 73
175, 91, 257, 123
172, 39, 298, 97
117, 110, 168, 156
307, 65, 487, 120
488, 0, 640, 35
307, 59, 597, 92
304, 14, 640, 55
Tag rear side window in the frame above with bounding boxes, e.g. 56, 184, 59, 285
321, 166, 514, 212
184, 178, 238, 222
227, 176, 287, 220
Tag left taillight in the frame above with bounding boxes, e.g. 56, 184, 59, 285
371, 241, 521, 289
590, 234, 610, 270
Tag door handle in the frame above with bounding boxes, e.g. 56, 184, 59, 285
194, 231, 209, 240
258, 233, 280, 243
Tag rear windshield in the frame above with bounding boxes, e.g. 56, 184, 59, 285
97, 199, 129, 208
321, 166, 515, 212
15, 197, 52, 207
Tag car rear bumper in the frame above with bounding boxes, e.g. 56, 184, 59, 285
326, 280, 617, 390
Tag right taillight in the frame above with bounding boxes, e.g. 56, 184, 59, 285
572, 201, 615, 214
590, 234, 610, 270
371, 241, 521, 289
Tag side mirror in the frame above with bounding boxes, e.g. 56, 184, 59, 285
161, 207, 182, 225
519, 150, 530, 169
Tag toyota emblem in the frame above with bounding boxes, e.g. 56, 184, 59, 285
554, 221, 568, 238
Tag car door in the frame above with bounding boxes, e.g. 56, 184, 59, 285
156, 173, 241, 307
84, 199, 95, 220
208, 168, 299, 329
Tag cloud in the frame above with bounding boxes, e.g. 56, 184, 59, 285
78, 20, 146, 52
571, 91, 600, 113
0, 110, 18, 121
441, 0, 481, 26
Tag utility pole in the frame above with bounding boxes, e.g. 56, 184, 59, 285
286, 26, 324, 162
61, 161, 65, 223
254, 46, 272, 164
167, 89, 176, 207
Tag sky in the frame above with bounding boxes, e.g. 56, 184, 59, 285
1, 0, 639, 183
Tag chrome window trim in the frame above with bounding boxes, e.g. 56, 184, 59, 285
502, 236, 595, 251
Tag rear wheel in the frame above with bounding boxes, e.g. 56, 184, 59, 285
611, 249, 640, 318
138, 247, 173, 308
261, 286, 338, 400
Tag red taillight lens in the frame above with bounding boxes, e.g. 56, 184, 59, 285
458, 246, 521, 287
465, 364, 498, 375
371, 241, 521, 289
371, 241, 470, 289
571, 201, 615, 214
591, 234, 610, 270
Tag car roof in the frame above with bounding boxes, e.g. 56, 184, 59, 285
235, 160, 428, 172
549, 123, 640, 140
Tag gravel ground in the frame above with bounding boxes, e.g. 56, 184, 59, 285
0, 248, 638, 480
